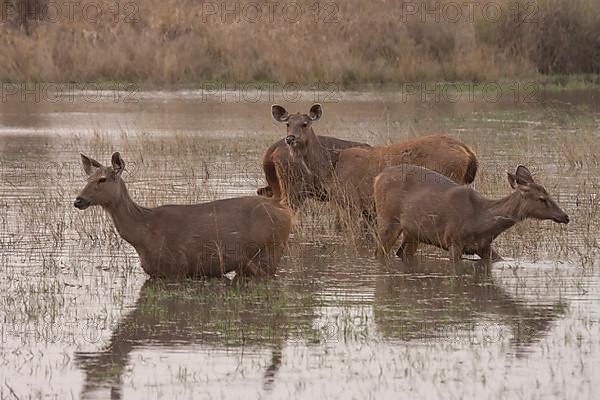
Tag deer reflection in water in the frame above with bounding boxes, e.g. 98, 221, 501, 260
75, 279, 319, 399
75, 254, 569, 399
373, 258, 567, 351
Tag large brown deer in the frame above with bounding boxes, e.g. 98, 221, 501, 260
257, 135, 370, 201
261, 103, 369, 209
74, 152, 292, 278
270, 103, 478, 215
374, 164, 569, 262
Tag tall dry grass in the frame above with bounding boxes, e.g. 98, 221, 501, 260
0, 0, 599, 84
476, 0, 600, 75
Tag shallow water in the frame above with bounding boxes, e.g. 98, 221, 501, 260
0, 87, 599, 399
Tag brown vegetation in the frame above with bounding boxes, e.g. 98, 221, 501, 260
1, 0, 599, 84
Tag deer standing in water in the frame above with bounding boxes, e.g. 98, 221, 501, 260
74, 152, 292, 278
374, 164, 569, 262
259, 103, 369, 209
270, 103, 478, 215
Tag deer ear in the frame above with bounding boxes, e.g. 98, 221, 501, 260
80, 153, 102, 176
507, 171, 531, 194
111, 152, 125, 176
515, 165, 534, 185
507, 171, 517, 189
309, 103, 323, 121
271, 104, 289, 123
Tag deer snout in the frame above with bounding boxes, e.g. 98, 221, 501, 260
285, 135, 296, 146
74, 196, 90, 210
556, 214, 570, 224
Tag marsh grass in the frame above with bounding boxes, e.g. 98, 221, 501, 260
0, 114, 598, 398
289, 126, 600, 267
111, 125, 600, 267
0, 119, 597, 298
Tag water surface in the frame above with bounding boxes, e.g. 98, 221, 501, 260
0, 87, 598, 399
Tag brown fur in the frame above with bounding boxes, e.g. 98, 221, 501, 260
269, 104, 478, 215
374, 164, 569, 262
75, 152, 292, 278
332, 134, 478, 213
258, 134, 370, 209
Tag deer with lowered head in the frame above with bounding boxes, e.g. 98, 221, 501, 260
270, 103, 478, 215
74, 152, 292, 278
374, 164, 569, 262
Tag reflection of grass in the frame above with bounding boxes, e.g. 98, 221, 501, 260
131, 279, 321, 345
373, 262, 570, 347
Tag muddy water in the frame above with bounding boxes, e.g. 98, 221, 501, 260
0, 87, 599, 399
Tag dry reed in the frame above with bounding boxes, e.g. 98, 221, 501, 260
1, 0, 599, 84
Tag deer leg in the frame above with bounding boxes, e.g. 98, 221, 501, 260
250, 259, 264, 276
360, 208, 377, 237
376, 222, 402, 258
237, 259, 268, 278
476, 245, 503, 263
396, 235, 419, 260
261, 244, 283, 276
448, 244, 463, 264
331, 203, 347, 232
236, 262, 256, 278
490, 247, 504, 262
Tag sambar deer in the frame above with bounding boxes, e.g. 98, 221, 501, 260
257, 135, 370, 202
261, 103, 370, 209
74, 152, 292, 278
374, 164, 569, 262
270, 103, 478, 215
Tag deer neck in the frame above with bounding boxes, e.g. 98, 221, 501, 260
291, 131, 330, 179
483, 191, 526, 238
103, 183, 153, 247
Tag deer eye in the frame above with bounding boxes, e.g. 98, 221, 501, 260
98, 177, 106, 184
303, 121, 308, 127
286, 123, 290, 127
539, 196, 548, 204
